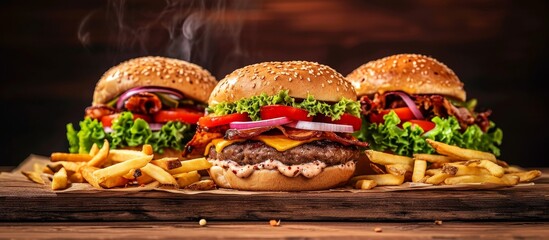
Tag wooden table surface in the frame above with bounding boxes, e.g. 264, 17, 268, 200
1, 166, 548, 239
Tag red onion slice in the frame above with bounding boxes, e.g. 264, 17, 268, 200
230, 117, 292, 130
285, 121, 354, 133
116, 87, 184, 110
385, 92, 424, 120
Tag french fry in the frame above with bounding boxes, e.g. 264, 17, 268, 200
425, 168, 443, 176
122, 169, 140, 180
89, 143, 100, 157
350, 174, 405, 186
174, 171, 201, 188
80, 166, 102, 189
168, 157, 213, 175
87, 140, 110, 167
21, 171, 45, 184
443, 175, 506, 185
49, 161, 83, 173
355, 179, 377, 190
385, 164, 412, 176
504, 165, 527, 173
501, 175, 520, 186
184, 179, 216, 190
93, 155, 153, 183
50, 153, 92, 162
365, 150, 414, 166
413, 154, 455, 163
151, 158, 182, 171
107, 149, 147, 163
51, 167, 69, 190
442, 164, 491, 176
100, 176, 129, 188
426, 139, 496, 162
504, 170, 542, 183
142, 144, 154, 155
136, 172, 155, 185
42, 166, 54, 175
141, 163, 178, 187
425, 172, 452, 185
69, 171, 85, 183
466, 160, 504, 177
412, 160, 427, 182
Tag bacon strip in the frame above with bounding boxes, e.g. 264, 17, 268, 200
182, 128, 224, 158
225, 126, 275, 140
125, 92, 162, 114
322, 132, 369, 147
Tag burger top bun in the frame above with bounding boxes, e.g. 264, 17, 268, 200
208, 61, 357, 105
346, 54, 466, 101
92, 56, 218, 105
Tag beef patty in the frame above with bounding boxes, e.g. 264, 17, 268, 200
208, 140, 360, 166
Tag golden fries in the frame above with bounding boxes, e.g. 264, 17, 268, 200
141, 163, 178, 187
351, 174, 405, 186
425, 172, 452, 185
350, 138, 543, 190
80, 166, 102, 189
426, 139, 496, 162
107, 149, 147, 163
22, 171, 45, 184
93, 155, 153, 183
151, 158, 182, 171
168, 157, 213, 175
184, 179, 216, 190
89, 143, 100, 157
504, 170, 542, 183
174, 171, 201, 188
87, 140, 110, 167
365, 150, 414, 166
50, 153, 92, 162
412, 160, 427, 182
466, 160, 504, 177
355, 179, 377, 190
100, 176, 129, 188
413, 154, 455, 163
51, 167, 69, 190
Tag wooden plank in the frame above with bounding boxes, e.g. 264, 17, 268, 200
0, 177, 547, 222
1, 221, 548, 239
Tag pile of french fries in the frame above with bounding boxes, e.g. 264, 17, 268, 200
351, 139, 542, 190
22, 140, 216, 191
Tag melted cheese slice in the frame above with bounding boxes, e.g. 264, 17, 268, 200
204, 135, 321, 155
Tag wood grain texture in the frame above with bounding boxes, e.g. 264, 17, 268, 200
1, 221, 548, 239
1, 169, 547, 222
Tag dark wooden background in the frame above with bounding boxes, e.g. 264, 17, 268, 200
1, 0, 547, 167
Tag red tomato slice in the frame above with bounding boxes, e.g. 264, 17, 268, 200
369, 107, 415, 124
407, 120, 436, 132
260, 105, 313, 121
315, 113, 362, 131
153, 109, 204, 124
101, 113, 151, 127
198, 113, 250, 128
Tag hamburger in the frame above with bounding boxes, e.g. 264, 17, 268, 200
66, 56, 218, 159
184, 61, 368, 191
346, 54, 503, 158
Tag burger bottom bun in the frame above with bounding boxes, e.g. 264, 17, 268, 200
122, 146, 183, 160
208, 163, 355, 191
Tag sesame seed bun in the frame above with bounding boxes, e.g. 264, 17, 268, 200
208, 163, 355, 191
92, 56, 218, 105
208, 61, 357, 105
346, 54, 466, 101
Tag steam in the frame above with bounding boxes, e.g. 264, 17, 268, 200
77, 0, 251, 76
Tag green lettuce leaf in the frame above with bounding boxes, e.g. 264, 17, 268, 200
354, 111, 503, 157
66, 112, 194, 154
208, 90, 361, 121
66, 118, 107, 154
